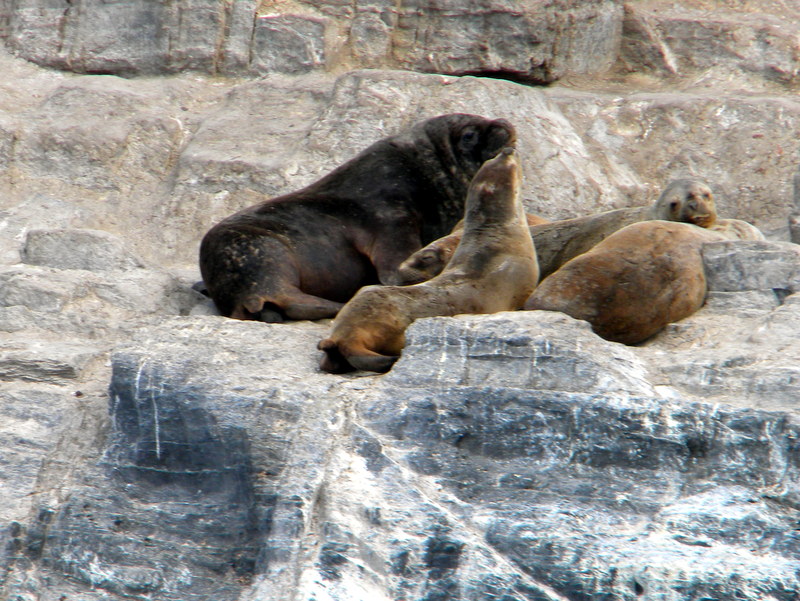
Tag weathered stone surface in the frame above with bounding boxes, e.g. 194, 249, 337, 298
0, 337, 103, 383
703, 239, 800, 293
2, 3, 800, 600
2, 0, 255, 76
0, 265, 197, 318
545, 89, 800, 238
4, 295, 800, 599
1, 0, 624, 82
251, 14, 328, 74
383, 0, 624, 83
3, 319, 339, 600
618, 1, 800, 89
386, 311, 656, 396
22, 229, 145, 272
2, 47, 796, 269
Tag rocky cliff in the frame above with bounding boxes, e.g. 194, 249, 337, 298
1, 1, 800, 600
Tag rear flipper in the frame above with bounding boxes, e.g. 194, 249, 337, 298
318, 339, 355, 374
191, 280, 210, 297
281, 295, 344, 321
318, 339, 399, 374
235, 291, 344, 322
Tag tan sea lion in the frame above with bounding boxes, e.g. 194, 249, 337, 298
403, 212, 548, 285
199, 114, 516, 322
318, 146, 538, 373
395, 177, 717, 285
523, 220, 739, 345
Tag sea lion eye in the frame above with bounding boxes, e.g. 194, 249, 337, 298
417, 251, 438, 265
458, 127, 480, 152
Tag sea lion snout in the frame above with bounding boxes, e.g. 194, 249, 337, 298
486, 118, 517, 150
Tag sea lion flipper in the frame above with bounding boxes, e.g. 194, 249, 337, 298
191, 280, 210, 297
318, 338, 398, 374
346, 353, 399, 374
280, 293, 344, 321
318, 339, 355, 374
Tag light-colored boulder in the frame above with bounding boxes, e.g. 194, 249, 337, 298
618, 1, 800, 89
22, 229, 145, 272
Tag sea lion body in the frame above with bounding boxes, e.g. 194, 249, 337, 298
400, 212, 547, 285
319, 147, 538, 373
396, 177, 717, 285
199, 114, 515, 321
709, 218, 765, 241
524, 220, 733, 345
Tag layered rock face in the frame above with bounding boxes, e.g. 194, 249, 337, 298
2, 0, 624, 82
1, 1, 800, 600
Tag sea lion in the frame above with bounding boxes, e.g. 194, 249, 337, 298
199, 114, 516, 321
401, 212, 547, 285
318, 146, 538, 373
709, 218, 765, 241
523, 220, 740, 345
395, 177, 717, 285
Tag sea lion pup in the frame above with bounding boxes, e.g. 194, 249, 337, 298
523, 220, 738, 345
199, 114, 515, 322
399, 212, 548, 285
318, 147, 538, 373
395, 177, 717, 285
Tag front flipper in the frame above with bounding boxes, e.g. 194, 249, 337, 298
346, 353, 399, 374
281, 292, 344, 321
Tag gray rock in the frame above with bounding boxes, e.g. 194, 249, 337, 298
251, 14, 328, 74
790, 214, 800, 244
22, 229, 145, 272
3, 3, 800, 600
545, 89, 800, 238
2, 318, 339, 600
382, 0, 624, 83
2, 0, 624, 82
3, 0, 254, 76
386, 311, 656, 397
703, 240, 800, 293
703, 289, 781, 316
0, 338, 104, 383
0, 265, 198, 318
618, 2, 800, 88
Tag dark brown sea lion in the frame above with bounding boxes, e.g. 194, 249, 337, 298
318, 146, 538, 373
199, 114, 516, 321
395, 177, 717, 285
523, 220, 738, 345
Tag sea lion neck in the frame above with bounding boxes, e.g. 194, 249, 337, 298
461, 147, 522, 231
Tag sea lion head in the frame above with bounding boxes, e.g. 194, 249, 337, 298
396, 233, 461, 285
399, 114, 517, 243
654, 178, 717, 227
415, 113, 517, 172
462, 146, 522, 226
395, 146, 523, 285
470, 146, 521, 194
